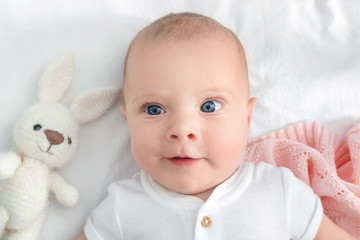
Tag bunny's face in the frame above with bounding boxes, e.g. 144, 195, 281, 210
14, 103, 79, 167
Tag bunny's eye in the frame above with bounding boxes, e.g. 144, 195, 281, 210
33, 124, 42, 131
68, 137, 72, 145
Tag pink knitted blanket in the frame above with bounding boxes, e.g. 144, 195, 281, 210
246, 121, 360, 238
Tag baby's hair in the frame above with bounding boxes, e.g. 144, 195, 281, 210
122, 12, 248, 99
135, 12, 240, 42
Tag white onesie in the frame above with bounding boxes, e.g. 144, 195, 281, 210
84, 162, 323, 240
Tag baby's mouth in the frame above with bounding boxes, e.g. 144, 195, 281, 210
167, 157, 201, 166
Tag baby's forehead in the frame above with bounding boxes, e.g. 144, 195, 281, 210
123, 13, 249, 94
127, 33, 248, 83
129, 31, 246, 70
127, 35, 249, 91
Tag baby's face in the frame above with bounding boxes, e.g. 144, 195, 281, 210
122, 35, 257, 199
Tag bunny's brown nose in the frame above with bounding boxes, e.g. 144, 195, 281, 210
44, 130, 64, 145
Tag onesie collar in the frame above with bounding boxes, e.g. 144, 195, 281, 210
140, 162, 253, 212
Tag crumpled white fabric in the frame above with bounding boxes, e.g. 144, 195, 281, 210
0, 0, 360, 239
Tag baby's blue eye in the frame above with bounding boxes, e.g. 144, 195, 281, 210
146, 105, 164, 115
201, 100, 222, 113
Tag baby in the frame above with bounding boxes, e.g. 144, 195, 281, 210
77, 12, 356, 239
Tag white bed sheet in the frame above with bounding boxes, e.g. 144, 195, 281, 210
1, 0, 360, 239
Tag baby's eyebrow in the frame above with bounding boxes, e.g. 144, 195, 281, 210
196, 88, 236, 98
130, 89, 236, 104
131, 93, 168, 104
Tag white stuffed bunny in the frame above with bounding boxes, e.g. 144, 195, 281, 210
0, 52, 119, 240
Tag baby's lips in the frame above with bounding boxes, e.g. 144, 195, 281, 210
167, 155, 202, 160
166, 157, 202, 166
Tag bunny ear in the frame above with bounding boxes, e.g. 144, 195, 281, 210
38, 52, 75, 103
70, 87, 121, 124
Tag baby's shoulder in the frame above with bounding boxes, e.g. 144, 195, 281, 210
245, 161, 313, 196
106, 172, 145, 199
246, 161, 295, 181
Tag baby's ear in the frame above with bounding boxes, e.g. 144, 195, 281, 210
247, 97, 259, 144
38, 52, 75, 103
248, 97, 259, 125
119, 106, 127, 121
70, 87, 121, 124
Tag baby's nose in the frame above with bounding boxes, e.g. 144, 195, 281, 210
168, 132, 196, 141
44, 129, 64, 145
166, 116, 199, 142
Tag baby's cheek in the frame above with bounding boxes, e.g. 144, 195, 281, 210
131, 135, 150, 157
210, 125, 247, 160
130, 128, 162, 163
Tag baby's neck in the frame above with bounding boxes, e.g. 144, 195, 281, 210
189, 187, 216, 202
188, 166, 241, 202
